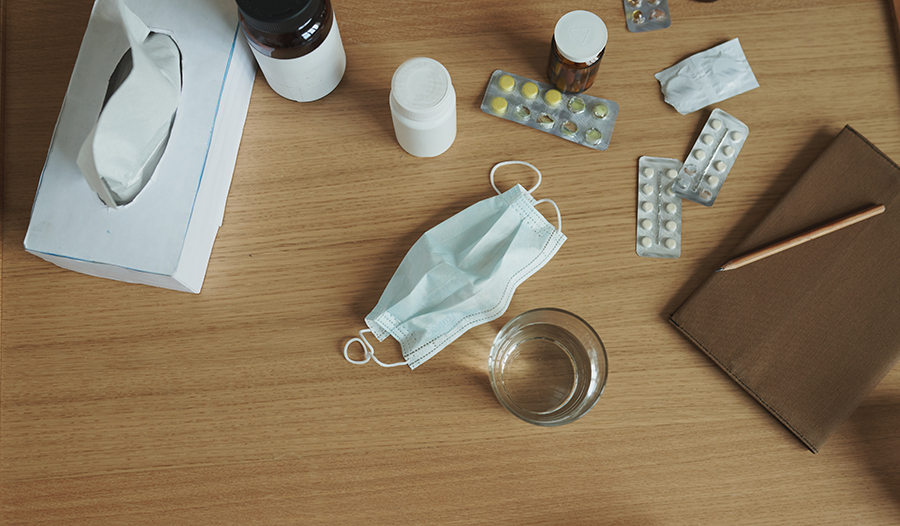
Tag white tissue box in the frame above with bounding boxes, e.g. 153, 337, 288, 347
24, 0, 256, 293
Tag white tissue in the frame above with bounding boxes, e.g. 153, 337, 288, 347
77, 0, 181, 207
654, 38, 759, 115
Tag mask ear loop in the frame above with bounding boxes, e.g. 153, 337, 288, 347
343, 329, 409, 368
490, 161, 561, 233
490, 160, 542, 195
534, 198, 563, 233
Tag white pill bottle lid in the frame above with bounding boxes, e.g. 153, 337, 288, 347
390, 57, 457, 157
554, 10, 608, 64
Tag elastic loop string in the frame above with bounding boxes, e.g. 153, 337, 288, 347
343, 329, 408, 368
534, 198, 563, 232
343, 329, 373, 365
490, 161, 542, 195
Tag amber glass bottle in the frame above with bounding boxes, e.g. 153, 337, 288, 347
547, 11, 608, 93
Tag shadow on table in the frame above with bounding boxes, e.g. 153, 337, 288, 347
846, 392, 900, 510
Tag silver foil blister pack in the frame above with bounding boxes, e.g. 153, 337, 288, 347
480, 70, 619, 151
673, 109, 749, 207
623, 0, 671, 33
654, 39, 759, 115
636, 156, 682, 259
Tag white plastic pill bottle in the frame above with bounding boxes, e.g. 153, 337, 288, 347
237, 0, 346, 102
389, 57, 457, 158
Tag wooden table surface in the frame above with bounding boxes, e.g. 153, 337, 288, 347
4, 0, 900, 524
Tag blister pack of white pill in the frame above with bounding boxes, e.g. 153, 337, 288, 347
623, 0, 671, 33
480, 70, 620, 151
636, 156, 682, 259
672, 108, 749, 207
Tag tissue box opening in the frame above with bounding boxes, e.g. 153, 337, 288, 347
98, 33, 183, 207
77, 6, 184, 208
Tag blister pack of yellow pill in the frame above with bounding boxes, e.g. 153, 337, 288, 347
480, 70, 619, 151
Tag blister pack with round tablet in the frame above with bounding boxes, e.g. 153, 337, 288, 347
480, 69, 620, 151
636, 156, 682, 259
673, 108, 749, 207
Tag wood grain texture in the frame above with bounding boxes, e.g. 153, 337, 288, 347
3, 0, 900, 524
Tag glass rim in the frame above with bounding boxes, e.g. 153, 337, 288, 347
488, 308, 608, 426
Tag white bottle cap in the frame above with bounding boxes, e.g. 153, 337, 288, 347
390, 57, 454, 122
554, 11, 608, 64
389, 57, 457, 157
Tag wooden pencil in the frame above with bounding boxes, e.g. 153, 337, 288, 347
718, 204, 886, 272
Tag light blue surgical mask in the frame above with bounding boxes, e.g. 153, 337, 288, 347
344, 161, 566, 369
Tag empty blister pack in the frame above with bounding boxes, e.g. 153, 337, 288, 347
673, 109, 749, 207
480, 70, 619, 151
655, 39, 758, 115
636, 156, 682, 259
623, 0, 671, 33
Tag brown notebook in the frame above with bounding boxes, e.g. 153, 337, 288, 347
670, 126, 900, 453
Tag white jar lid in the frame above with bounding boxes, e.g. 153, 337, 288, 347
390, 57, 454, 122
553, 11, 608, 64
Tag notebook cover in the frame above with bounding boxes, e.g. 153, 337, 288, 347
670, 126, 900, 453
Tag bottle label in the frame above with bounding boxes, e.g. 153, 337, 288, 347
251, 15, 346, 102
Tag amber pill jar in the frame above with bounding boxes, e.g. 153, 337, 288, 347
236, 0, 346, 102
547, 11, 608, 93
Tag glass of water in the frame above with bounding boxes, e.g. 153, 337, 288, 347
489, 308, 608, 426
